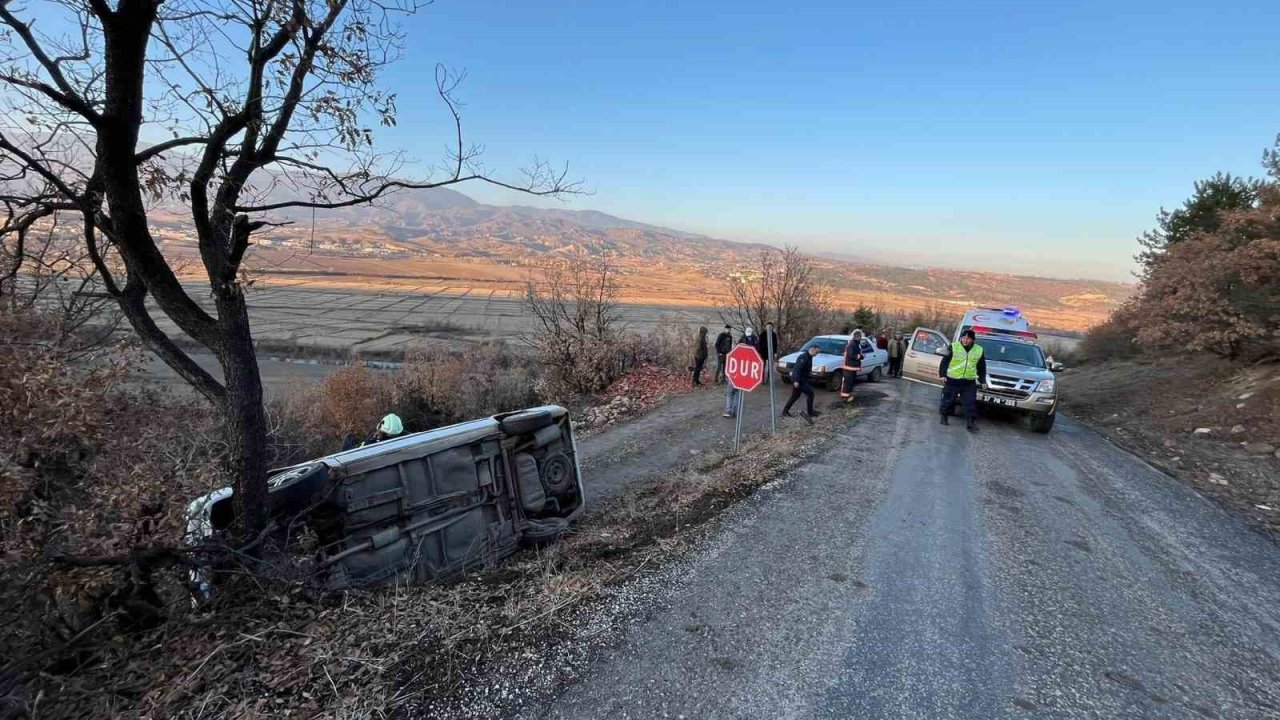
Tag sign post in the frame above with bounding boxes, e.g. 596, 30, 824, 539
765, 328, 776, 435
726, 344, 765, 454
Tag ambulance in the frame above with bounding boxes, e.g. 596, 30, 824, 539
902, 307, 1063, 433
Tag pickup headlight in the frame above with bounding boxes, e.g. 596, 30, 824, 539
1037, 378, 1056, 394
815, 364, 827, 373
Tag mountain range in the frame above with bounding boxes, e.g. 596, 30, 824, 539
149, 185, 1133, 331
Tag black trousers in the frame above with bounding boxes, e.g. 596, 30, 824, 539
693, 358, 706, 386
715, 353, 727, 383
888, 356, 903, 376
784, 383, 815, 415
941, 378, 978, 422
840, 368, 859, 398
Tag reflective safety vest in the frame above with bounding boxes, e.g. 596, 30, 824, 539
946, 342, 983, 380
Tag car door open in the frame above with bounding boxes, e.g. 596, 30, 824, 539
902, 327, 948, 384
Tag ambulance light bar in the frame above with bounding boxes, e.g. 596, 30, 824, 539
971, 325, 1038, 341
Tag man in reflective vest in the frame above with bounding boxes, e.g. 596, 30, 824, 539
937, 330, 987, 432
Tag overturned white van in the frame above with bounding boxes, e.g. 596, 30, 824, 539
186, 406, 584, 597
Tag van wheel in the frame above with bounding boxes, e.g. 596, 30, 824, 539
869, 366, 882, 382
539, 451, 575, 495
500, 409, 557, 435
1030, 413, 1056, 434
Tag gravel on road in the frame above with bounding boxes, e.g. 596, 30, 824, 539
513, 378, 1280, 720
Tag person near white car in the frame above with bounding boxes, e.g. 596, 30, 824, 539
838, 334, 864, 403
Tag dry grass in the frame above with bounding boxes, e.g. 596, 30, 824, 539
8, 400, 842, 718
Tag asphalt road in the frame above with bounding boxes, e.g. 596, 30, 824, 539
516, 378, 1280, 719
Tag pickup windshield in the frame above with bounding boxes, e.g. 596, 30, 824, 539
977, 338, 1046, 368
799, 338, 847, 356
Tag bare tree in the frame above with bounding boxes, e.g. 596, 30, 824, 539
523, 252, 633, 395
0, 0, 579, 540
524, 252, 622, 348
719, 246, 833, 349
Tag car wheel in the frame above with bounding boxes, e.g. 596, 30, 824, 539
1029, 413, 1056, 434
869, 366, 882, 382
500, 409, 557, 435
827, 371, 842, 392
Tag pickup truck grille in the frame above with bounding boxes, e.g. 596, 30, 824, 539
986, 373, 1036, 399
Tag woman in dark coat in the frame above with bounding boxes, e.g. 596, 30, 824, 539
839, 334, 863, 403
692, 326, 709, 387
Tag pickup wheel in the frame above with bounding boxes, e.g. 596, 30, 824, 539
869, 366, 882, 382
827, 371, 843, 392
1029, 413, 1056, 434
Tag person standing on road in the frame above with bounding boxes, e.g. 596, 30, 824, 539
741, 326, 759, 353
783, 344, 821, 424
760, 323, 780, 364
938, 329, 987, 432
887, 332, 907, 377
723, 336, 744, 418
839, 333, 864, 404
692, 326, 709, 387
876, 331, 889, 351
714, 325, 734, 384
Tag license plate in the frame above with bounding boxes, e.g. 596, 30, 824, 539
979, 393, 1018, 407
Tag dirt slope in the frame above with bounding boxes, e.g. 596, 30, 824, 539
1060, 357, 1280, 534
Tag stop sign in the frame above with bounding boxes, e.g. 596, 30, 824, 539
726, 344, 765, 392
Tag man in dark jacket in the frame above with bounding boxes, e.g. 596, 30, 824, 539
782, 344, 821, 424
741, 326, 759, 353
938, 330, 988, 431
691, 326, 709, 387
714, 325, 734, 384
760, 323, 780, 363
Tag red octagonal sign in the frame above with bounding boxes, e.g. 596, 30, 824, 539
726, 344, 765, 392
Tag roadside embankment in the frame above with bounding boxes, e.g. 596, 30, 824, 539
1060, 357, 1280, 534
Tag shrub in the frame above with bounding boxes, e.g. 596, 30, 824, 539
1, 307, 232, 685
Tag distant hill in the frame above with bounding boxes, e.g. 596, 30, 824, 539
148, 185, 1132, 331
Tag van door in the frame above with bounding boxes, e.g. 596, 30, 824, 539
903, 327, 949, 384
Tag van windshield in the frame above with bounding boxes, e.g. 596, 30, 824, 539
976, 338, 1045, 368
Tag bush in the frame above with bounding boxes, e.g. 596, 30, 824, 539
1079, 306, 1141, 363
642, 318, 699, 371
271, 341, 545, 462
1, 307, 232, 691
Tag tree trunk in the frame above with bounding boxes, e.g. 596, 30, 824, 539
217, 290, 269, 542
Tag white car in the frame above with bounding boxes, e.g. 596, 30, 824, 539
776, 334, 888, 391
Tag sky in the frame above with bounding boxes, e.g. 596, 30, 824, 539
364, 0, 1280, 282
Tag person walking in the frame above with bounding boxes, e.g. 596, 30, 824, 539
938, 329, 987, 432
714, 325, 734, 384
692, 326, 709, 387
887, 332, 907, 377
838, 333, 863, 404
782, 344, 821, 424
